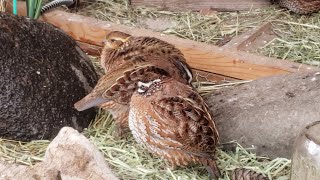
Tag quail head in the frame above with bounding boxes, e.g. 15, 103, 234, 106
129, 77, 221, 178
103, 31, 132, 50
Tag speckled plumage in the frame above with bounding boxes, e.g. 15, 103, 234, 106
276, 0, 320, 14
100, 31, 190, 79
129, 77, 220, 178
85, 31, 194, 137
74, 57, 192, 136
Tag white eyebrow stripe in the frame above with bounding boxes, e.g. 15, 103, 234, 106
176, 61, 192, 83
181, 63, 193, 83
137, 81, 153, 88
137, 79, 161, 88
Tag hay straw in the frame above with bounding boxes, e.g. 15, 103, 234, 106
1, 1, 299, 178
75, 0, 320, 66
257, 14, 320, 66
0, 56, 289, 179
0, 109, 291, 179
0, 139, 49, 165
0, 76, 290, 180
193, 80, 252, 95
75, 0, 285, 45
84, 110, 291, 179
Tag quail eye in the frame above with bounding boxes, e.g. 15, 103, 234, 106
137, 85, 146, 93
110, 39, 116, 43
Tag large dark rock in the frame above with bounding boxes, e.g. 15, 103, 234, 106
204, 71, 320, 158
0, 13, 98, 141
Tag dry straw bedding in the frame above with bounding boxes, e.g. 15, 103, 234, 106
2, 0, 320, 179
0, 59, 290, 180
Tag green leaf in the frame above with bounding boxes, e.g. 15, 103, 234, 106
34, 0, 42, 19
27, 0, 35, 18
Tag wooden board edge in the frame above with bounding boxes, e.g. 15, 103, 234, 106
6, 2, 318, 80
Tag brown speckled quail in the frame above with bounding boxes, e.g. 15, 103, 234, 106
274, 0, 320, 14
129, 77, 221, 178
100, 31, 189, 75
91, 31, 193, 137
74, 55, 192, 137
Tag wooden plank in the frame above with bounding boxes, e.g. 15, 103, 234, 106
39, 11, 316, 80
131, 0, 272, 11
223, 22, 272, 50
223, 22, 277, 52
193, 69, 237, 82
6, 1, 26, 15
8, 2, 318, 80
76, 41, 102, 56
76, 41, 235, 82
4, 0, 231, 83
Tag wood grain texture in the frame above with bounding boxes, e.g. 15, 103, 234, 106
193, 69, 238, 82
9, 2, 318, 80
40, 10, 317, 80
76, 41, 235, 82
131, 0, 272, 11
74, 41, 235, 82
76, 41, 102, 56
223, 22, 274, 51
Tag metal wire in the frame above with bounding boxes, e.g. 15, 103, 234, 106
41, 0, 74, 14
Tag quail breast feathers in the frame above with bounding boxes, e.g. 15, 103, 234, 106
129, 77, 221, 178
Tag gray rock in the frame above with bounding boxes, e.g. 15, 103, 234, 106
204, 71, 320, 158
43, 127, 119, 180
0, 13, 98, 141
0, 127, 119, 180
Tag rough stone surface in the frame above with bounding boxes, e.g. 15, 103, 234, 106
0, 13, 98, 141
42, 127, 119, 180
204, 71, 320, 158
0, 127, 119, 180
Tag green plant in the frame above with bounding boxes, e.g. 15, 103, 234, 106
26, 0, 43, 19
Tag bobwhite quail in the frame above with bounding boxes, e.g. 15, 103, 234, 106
274, 0, 320, 14
129, 77, 221, 178
74, 58, 192, 137
101, 31, 189, 75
